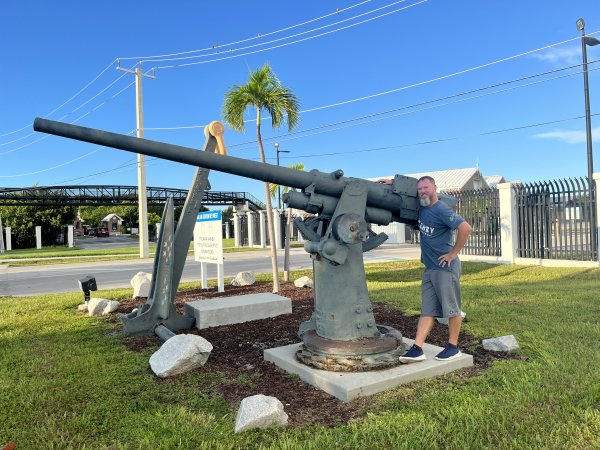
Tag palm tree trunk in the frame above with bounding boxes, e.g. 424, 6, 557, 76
256, 112, 280, 293
284, 206, 292, 282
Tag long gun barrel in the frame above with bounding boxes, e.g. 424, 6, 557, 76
33, 118, 420, 225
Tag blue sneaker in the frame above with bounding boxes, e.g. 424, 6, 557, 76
399, 344, 426, 363
435, 343, 462, 361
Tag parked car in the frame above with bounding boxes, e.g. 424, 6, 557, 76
96, 227, 110, 237
88, 228, 98, 237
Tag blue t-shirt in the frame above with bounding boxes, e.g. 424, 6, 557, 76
419, 201, 464, 271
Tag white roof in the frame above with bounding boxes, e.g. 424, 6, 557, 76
371, 167, 484, 191
484, 175, 505, 188
102, 213, 123, 222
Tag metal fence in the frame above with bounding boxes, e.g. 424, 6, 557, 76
252, 213, 261, 246
239, 215, 248, 247
515, 177, 597, 261
448, 188, 501, 256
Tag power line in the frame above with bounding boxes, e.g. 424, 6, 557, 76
145, 31, 600, 132
117, 0, 373, 61
143, 0, 410, 64
228, 61, 600, 150
278, 113, 600, 160
0, 59, 117, 138
154, 1, 427, 69
0, 80, 136, 156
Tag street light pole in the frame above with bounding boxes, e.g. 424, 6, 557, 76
274, 143, 290, 209
576, 18, 600, 258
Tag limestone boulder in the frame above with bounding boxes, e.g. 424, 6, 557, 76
482, 335, 519, 352
231, 271, 256, 286
149, 334, 213, 378
131, 271, 152, 297
235, 394, 288, 433
293, 276, 313, 288
77, 303, 88, 312
88, 298, 120, 316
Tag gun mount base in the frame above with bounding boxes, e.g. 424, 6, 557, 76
296, 327, 407, 372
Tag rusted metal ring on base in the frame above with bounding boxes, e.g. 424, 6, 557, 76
297, 326, 407, 372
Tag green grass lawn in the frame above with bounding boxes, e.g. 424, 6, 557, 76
0, 262, 599, 449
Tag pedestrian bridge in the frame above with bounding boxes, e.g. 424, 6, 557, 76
0, 185, 265, 211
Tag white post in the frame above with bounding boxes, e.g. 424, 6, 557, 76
0, 216, 4, 254
247, 211, 255, 248
594, 172, 600, 262
259, 211, 267, 248
5, 227, 11, 251
156, 223, 161, 239
67, 225, 74, 248
233, 212, 241, 248
273, 209, 282, 250
498, 182, 519, 263
35, 226, 42, 249
217, 263, 224, 292
200, 262, 208, 289
225, 222, 231, 239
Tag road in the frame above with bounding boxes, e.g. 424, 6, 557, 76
0, 245, 420, 297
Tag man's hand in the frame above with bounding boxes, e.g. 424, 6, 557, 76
438, 252, 456, 267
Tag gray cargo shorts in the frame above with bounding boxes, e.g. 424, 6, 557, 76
421, 259, 462, 318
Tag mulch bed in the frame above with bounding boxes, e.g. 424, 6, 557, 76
110, 282, 521, 427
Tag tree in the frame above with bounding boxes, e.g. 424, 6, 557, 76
223, 63, 300, 293
269, 163, 305, 282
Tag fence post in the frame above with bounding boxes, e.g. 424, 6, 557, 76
67, 225, 74, 248
247, 211, 255, 248
594, 172, 600, 262
273, 209, 282, 250
498, 182, 518, 263
233, 212, 241, 248
259, 211, 267, 248
35, 226, 42, 249
5, 227, 11, 251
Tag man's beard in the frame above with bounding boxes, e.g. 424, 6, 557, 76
420, 195, 432, 207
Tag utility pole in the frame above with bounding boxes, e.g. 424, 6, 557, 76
576, 18, 600, 259
117, 63, 155, 258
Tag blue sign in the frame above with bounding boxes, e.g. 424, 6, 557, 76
196, 211, 222, 222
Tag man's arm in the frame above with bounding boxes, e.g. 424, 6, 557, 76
438, 221, 472, 267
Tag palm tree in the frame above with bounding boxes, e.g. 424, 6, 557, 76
223, 63, 300, 293
269, 163, 305, 282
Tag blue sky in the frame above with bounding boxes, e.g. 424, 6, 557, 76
1, 1, 599, 201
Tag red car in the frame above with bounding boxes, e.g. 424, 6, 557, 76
95, 227, 110, 237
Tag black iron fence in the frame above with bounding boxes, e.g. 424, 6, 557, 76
10, 226, 68, 249
448, 188, 501, 256
252, 213, 261, 246
239, 215, 248, 247
515, 177, 597, 261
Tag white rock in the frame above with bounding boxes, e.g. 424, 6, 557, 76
103, 300, 120, 314
436, 311, 467, 325
131, 271, 152, 297
482, 335, 519, 352
149, 334, 213, 378
235, 394, 288, 433
293, 276, 313, 288
230, 271, 256, 286
77, 303, 88, 312
88, 298, 110, 316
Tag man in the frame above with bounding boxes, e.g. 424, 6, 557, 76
382, 176, 472, 362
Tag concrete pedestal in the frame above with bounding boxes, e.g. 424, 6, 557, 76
264, 339, 473, 402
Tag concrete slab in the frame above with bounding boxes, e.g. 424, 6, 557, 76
264, 339, 473, 402
184, 293, 292, 330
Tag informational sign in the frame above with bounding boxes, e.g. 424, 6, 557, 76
194, 211, 224, 263
193, 211, 224, 292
